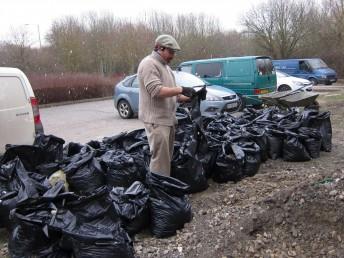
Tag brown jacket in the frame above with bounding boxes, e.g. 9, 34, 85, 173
137, 51, 177, 126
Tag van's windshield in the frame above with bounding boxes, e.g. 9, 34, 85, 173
256, 58, 274, 75
307, 59, 328, 69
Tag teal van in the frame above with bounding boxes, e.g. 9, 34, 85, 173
178, 56, 277, 106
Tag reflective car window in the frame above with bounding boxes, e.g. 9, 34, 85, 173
195, 62, 222, 78
174, 71, 206, 87
180, 65, 192, 74
256, 58, 273, 75
122, 76, 135, 87
131, 77, 139, 88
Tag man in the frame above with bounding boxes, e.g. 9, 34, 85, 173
137, 34, 195, 176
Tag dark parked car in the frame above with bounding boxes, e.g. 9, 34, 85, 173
114, 71, 241, 119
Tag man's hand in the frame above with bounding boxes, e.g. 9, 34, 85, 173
177, 94, 191, 103
181, 86, 196, 98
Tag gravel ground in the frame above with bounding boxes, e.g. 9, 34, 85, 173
1, 89, 344, 258
131, 90, 344, 258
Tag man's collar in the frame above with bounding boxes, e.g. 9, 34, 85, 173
151, 51, 167, 65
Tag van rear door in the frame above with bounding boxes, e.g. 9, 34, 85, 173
255, 57, 276, 94
0, 76, 35, 153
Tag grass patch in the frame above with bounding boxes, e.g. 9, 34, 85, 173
318, 92, 344, 106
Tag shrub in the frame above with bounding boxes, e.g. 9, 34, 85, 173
28, 73, 124, 104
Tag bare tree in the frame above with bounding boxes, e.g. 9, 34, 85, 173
242, 0, 314, 58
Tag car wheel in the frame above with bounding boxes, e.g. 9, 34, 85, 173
278, 84, 292, 92
309, 78, 318, 86
117, 100, 133, 119
325, 81, 332, 85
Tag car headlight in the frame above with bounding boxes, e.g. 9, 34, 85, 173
206, 93, 223, 101
292, 81, 303, 86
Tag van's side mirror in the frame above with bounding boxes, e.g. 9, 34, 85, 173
176, 66, 182, 71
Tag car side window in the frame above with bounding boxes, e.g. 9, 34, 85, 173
122, 77, 135, 87
0, 77, 28, 109
180, 65, 192, 74
195, 63, 222, 78
299, 61, 311, 72
131, 77, 139, 88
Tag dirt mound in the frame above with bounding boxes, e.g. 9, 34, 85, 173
231, 174, 344, 257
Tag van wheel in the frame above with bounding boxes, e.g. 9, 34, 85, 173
309, 78, 318, 86
278, 85, 291, 92
117, 100, 133, 119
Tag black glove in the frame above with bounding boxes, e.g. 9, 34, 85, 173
181, 86, 196, 98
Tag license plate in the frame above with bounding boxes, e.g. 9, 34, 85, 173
330, 79, 336, 82
227, 102, 238, 109
260, 89, 269, 94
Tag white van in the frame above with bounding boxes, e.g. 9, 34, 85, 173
0, 67, 43, 154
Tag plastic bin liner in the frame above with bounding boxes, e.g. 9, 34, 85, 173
309, 111, 332, 152
213, 143, 245, 183
9, 223, 70, 258
238, 142, 261, 177
265, 128, 284, 160
109, 181, 150, 235
146, 172, 192, 238
283, 131, 311, 162
298, 127, 322, 158
243, 127, 268, 162
100, 150, 145, 188
0, 158, 49, 228
66, 186, 112, 223
171, 152, 208, 193
63, 149, 105, 194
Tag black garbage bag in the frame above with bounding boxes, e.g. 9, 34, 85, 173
283, 132, 311, 162
1, 135, 65, 176
86, 140, 108, 157
265, 128, 284, 160
66, 186, 112, 223
13, 203, 134, 258
63, 149, 105, 194
213, 143, 245, 183
171, 153, 208, 193
65, 217, 134, 258
8, 223, 71, 258
1, 145, 45, 171
244, 127, 268, 162
0, 159, 50, 228
33, 134, 65, 162
102, 129, 146, 151
309, 111, 332, 152
146, 172, 192, 238
109, 181, 150, 235
100, 150, 145, 188
298, 127, 322, 158
238, 142, 261, 177
63, 142, 84, 157
71, 236, 134, 258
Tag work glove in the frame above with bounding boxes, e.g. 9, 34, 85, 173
181, 86, 196, 98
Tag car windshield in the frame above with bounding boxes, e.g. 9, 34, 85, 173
307, 59, 328, 69
173, 71, 207, 87
276, 71, 289, 77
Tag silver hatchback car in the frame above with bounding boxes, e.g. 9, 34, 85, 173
114, 71, 241, 119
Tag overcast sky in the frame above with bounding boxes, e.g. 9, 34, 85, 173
1, 0, 264, 46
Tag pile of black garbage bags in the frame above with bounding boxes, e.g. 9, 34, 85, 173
0, 90, 332, 257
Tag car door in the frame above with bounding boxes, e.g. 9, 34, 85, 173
0, 76, 35, 153
128, 76, 140, 113
297, 60, 312, 79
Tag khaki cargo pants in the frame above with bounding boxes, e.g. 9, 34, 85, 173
144, 123, 175, 176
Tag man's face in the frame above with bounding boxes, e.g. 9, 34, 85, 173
160, 47, 176, 63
